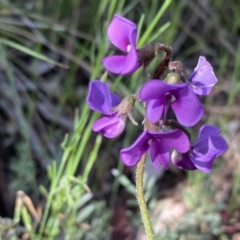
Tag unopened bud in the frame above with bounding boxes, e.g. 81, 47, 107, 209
138, 43, 160, 64
164, 72, 181, 84
168, 61, 188, 82
171, 150, 183, 165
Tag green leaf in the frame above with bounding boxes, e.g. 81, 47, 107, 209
0, 38, 68, 68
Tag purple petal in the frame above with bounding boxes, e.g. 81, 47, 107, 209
146, 99, 165, 123
87, 80, 120, 115
111, 93, 121, 107
139, 80, 183, 102
102, 56, 126, 75
175, 125, 227, 173
107, 14, 137, 52
140, 81, 186, 123
120, 46, 141, 75
102, 48, 140, 75
150, 140, 170, 169
92, 115, 125, 138
120, 131, 151, 166
195, 125, 221, 145
149, 129, 190, 153
171, 85, 203, 126
190, 134, 227, 173
189, 56, 218, 95
172, 152, 197, 170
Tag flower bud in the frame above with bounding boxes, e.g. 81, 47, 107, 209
171, 150, 183, 165
168, 61, 188, 82
164, 72, 181, 84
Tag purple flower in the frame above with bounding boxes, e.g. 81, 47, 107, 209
102, 14, 142, 75
87, 80, 126, 138
120, 129, 190, 169
188, 56, 218, 95
139, 80, 204, 126
172, 125, 227, 173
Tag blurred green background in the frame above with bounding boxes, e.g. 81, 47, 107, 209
0, 0, 239, 239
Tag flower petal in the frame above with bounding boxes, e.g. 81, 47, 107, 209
92, 115, 125, 138
107, 15, 137, 52
102, 55, 127, 75
149, 129, 190, 153
102, 44, 140, 75
150, 141, 170, 169
171, 85, 203, 126
189, 56, 218, 95
111, 93, 121, 107
120, 131, 151, 166
146, 99, 164, 123
195, 125, 221, 145
139, 80, 183, 102
121, 46, 141, 75
172, 152, 197, 170
191, 134, 227, 173
87, 80, 120, 115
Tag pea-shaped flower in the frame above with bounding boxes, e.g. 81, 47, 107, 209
172, 125, 227, 173
120, 129, 190, 169
102, 14, 142, 75
87, 80, 126, 138
139, 80, 204, 127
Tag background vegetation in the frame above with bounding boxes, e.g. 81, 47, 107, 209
0, 0, 239, 239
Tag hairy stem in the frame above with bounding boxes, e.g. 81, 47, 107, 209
136, 153, 155, 240
153, 44, 172, 79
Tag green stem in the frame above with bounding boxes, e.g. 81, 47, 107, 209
38, 150, 70, 236
136, 153, 155, 240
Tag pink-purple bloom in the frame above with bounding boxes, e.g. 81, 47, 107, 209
87, 80, 126, 138
139, 80, 204, 126
120, 129, 190, 169
102, 14, 142, 75
188, 56, 218, 95
172, 125, 227, 173
87, 14, 226, 174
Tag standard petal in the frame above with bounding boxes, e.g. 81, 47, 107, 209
146, 99, 164, 123
150, 141, 170, 169
191, 134, 227, 173
120, 131, 151, 166
149, 129, 190, 153
195, 125, 221, 145
189, 56, 218, 95
171, 85, 203, 126
172, 152, 197, 170
107, 15, 137, 52
139, 80, 183, 102
87, 80, 120, 115
92, 115, 125, 138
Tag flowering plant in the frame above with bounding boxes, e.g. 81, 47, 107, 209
87, 80, 125, 138
102, 15, 141, 75
86, 14, 227, 239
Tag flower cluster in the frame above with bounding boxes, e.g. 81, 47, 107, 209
87, 14, 227, 173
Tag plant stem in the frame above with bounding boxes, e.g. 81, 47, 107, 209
153, 44, 172, 79
136, 153, 155, 240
